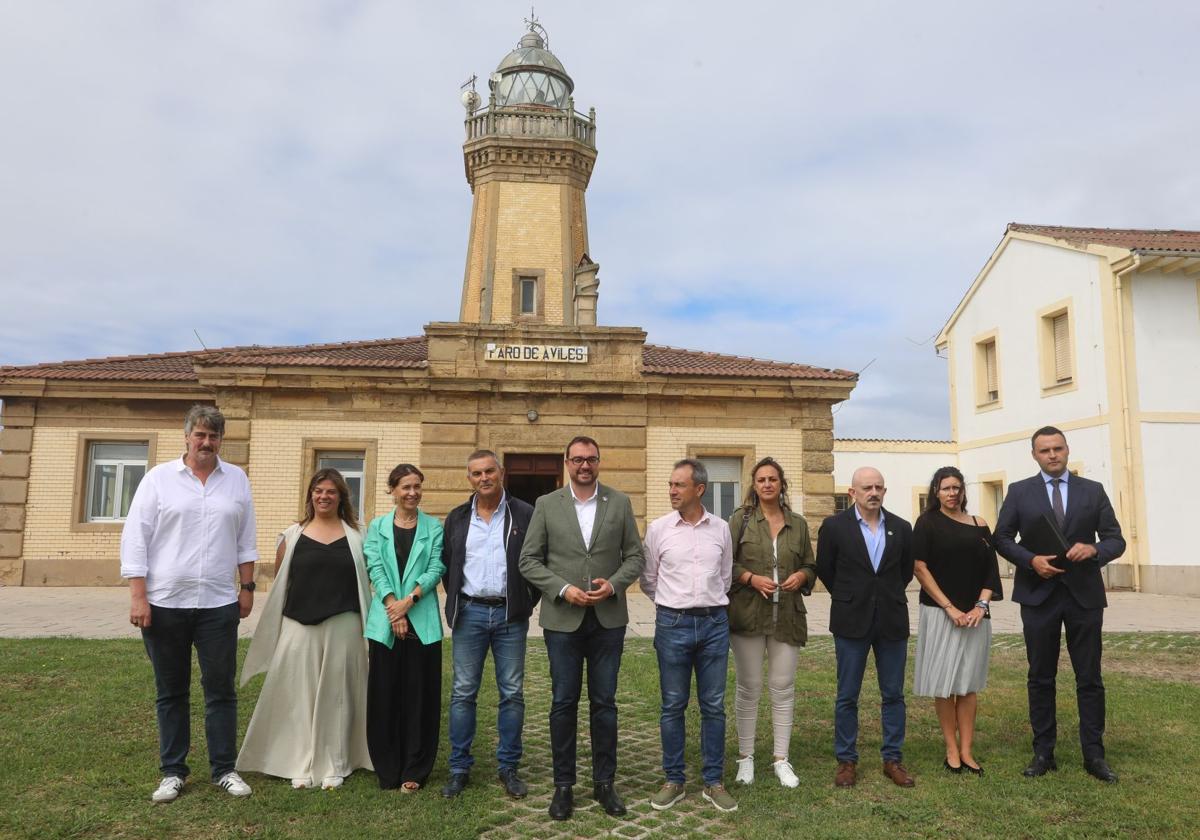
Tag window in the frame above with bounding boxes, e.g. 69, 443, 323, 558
519, 276, 537, 315
834, 493, 852, 513
317, 451, 366, 518
699, 457, 742, 519
86, 442, 148, 521
1038, 301, 1077, 395
973, 329, 1001, 409
511, 268, 544, 320
918, 493, 929, 512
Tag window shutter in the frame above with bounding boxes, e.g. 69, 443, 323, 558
984, 341, 998, 399
1052, 313, 1071, 382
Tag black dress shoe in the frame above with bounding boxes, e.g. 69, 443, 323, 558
498, 768, 528, 799
962, 761, 983, 776
943, 758, 963, 774
1084, 758, 1119, 783
441, 772, 469, 798
549, 785, 573, 820
1023, 755, 1058, 777
593, 781, 626, 816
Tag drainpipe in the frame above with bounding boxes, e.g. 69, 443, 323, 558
1113, 255, 1141, 592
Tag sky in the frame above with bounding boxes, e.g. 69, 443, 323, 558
2, 0, 1198, 439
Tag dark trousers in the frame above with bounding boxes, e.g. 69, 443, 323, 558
543, 608, 625, 787
833, 610, 908, 764
140, 602, 240, 781
367, 636, 442, 789
1021, 583, 1106, 760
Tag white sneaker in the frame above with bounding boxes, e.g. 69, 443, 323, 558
217, 771, 252, 797
773, 759, 799, 788
291, 777, 313, 790
735, 755, 754, 785
151, 775, 184, 803
321, 776, 343, 790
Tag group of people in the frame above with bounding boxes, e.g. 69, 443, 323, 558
122, 406, 1125, 816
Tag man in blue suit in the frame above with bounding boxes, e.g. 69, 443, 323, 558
994, 426, 1125, 783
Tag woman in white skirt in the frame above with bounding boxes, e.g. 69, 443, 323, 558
912, 466, 1002, 775
237, 468, 373, 789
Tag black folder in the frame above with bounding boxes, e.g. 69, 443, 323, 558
1020, 512, 1072, 569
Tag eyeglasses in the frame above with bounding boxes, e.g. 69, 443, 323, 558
566, 456, 600, 466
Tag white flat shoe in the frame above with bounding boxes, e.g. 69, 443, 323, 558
291, 777, 313, 790
321, 776, 343, 790
735, 755, 754, 785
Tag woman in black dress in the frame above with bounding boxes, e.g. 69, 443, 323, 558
912, 466, 1003, 775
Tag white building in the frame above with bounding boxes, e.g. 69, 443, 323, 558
931, 223, 1200, 595
833, 439, 956, 525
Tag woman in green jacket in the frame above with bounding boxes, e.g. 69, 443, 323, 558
727, 457, 817, 789
363, 463, 445, 792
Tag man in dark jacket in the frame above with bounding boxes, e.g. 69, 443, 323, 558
816, 466, 915, 790
440, 450, 538, 799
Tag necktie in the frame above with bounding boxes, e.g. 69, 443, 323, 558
1051, 479, 1066, 530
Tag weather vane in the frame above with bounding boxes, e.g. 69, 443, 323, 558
524, 7, 548, 47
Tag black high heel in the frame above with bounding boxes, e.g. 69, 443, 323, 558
944, 758, 963, 774
962, 761, 983, 776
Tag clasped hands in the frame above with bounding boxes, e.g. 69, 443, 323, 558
562, 578, 615, 607
1031, 543, 1097, 579
747, 570, 807, 599
384, 593, 415, 638
945, 605, 986, 628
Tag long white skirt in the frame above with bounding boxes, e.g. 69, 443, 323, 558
237, 611, 373, 781
912, 605, 991, 698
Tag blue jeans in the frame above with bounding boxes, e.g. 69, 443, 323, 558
447, 601, 529, 774
543, 608, 625, 786
141, 602, 240, 780
834, 618, 908, 763
654, 606, 729, 786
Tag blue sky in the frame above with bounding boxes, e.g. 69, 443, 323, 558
2, 1, 1198, 438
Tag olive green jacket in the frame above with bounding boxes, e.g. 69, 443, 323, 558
727, 505, 817, 646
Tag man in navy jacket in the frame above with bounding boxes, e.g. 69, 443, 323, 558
440, 450, 538, 799
994, 426, 1125, 783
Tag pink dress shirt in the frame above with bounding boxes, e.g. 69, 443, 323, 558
640, 508, 733, 609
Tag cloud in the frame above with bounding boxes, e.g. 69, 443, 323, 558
2, 0, 1199, 441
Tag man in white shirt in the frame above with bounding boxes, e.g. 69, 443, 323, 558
121, 405, 258, 803
641, 459, 737, 813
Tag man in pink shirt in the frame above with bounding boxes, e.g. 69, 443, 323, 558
641, 459, 737, 813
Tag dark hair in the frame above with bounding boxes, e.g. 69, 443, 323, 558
387, 463, 425, 490
466, 449, 500, 467
673, 458, 708, 487
925, 466, 967, 514
565, 436, 601, 458
302, 468, 358, 526
743, 456, 790, 510
1031, 425, 1067, 448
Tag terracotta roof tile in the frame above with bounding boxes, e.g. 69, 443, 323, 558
2, 336, 852, 383
1009, 223, 1200, 252
642, 344, 856, 381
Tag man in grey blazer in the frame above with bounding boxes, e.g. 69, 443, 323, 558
518, 436, 644, 821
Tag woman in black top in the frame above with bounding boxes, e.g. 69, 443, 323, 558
912, 466, 1003, 775
238, 469, 373, 789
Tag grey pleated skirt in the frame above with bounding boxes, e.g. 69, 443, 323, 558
913, 605, 991, 698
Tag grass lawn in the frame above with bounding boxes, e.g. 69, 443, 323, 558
2, 633, 1199, 839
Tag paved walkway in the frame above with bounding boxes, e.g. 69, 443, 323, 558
1, 585, 1197, 639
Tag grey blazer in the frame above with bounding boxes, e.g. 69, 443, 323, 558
518, 483, 644, 632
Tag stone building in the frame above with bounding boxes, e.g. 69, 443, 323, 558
0, 24, 856, 587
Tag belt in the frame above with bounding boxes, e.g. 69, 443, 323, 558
658, 604, 726, 617
463, 594, 506, 607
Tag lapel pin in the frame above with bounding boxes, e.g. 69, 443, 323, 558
887, 531, 893, 536
602, 496, 608, 502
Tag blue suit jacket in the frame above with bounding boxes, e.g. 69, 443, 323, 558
993, 474, 1125, 609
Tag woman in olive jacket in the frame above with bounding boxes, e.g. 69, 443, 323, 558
727, 457, 817, 789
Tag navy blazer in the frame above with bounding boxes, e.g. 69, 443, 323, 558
993, 473, 1125, 610
441, 493, 538, 629
815, 506, 914, 640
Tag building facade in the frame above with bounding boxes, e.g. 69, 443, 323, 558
0, 25, 856, 587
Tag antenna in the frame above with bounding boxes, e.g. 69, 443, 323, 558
193, 329, 210, 351
523, 7, 548, 47
460, 74, 478, 92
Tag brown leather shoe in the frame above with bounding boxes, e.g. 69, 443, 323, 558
834, 761, 857, 787
883, 760, 915, 788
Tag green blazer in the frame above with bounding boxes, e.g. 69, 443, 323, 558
364, 509, 445, 647
518, 483, 644, 632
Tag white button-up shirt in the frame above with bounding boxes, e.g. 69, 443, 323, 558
464, 493, 508, 598
120, 456, 258, 608
571, 482, 599, 547
640, 508, 733, 608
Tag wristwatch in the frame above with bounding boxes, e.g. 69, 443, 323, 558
410, 590, 421, 603
975, 599, 990, 617
240, 581, 256, 592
